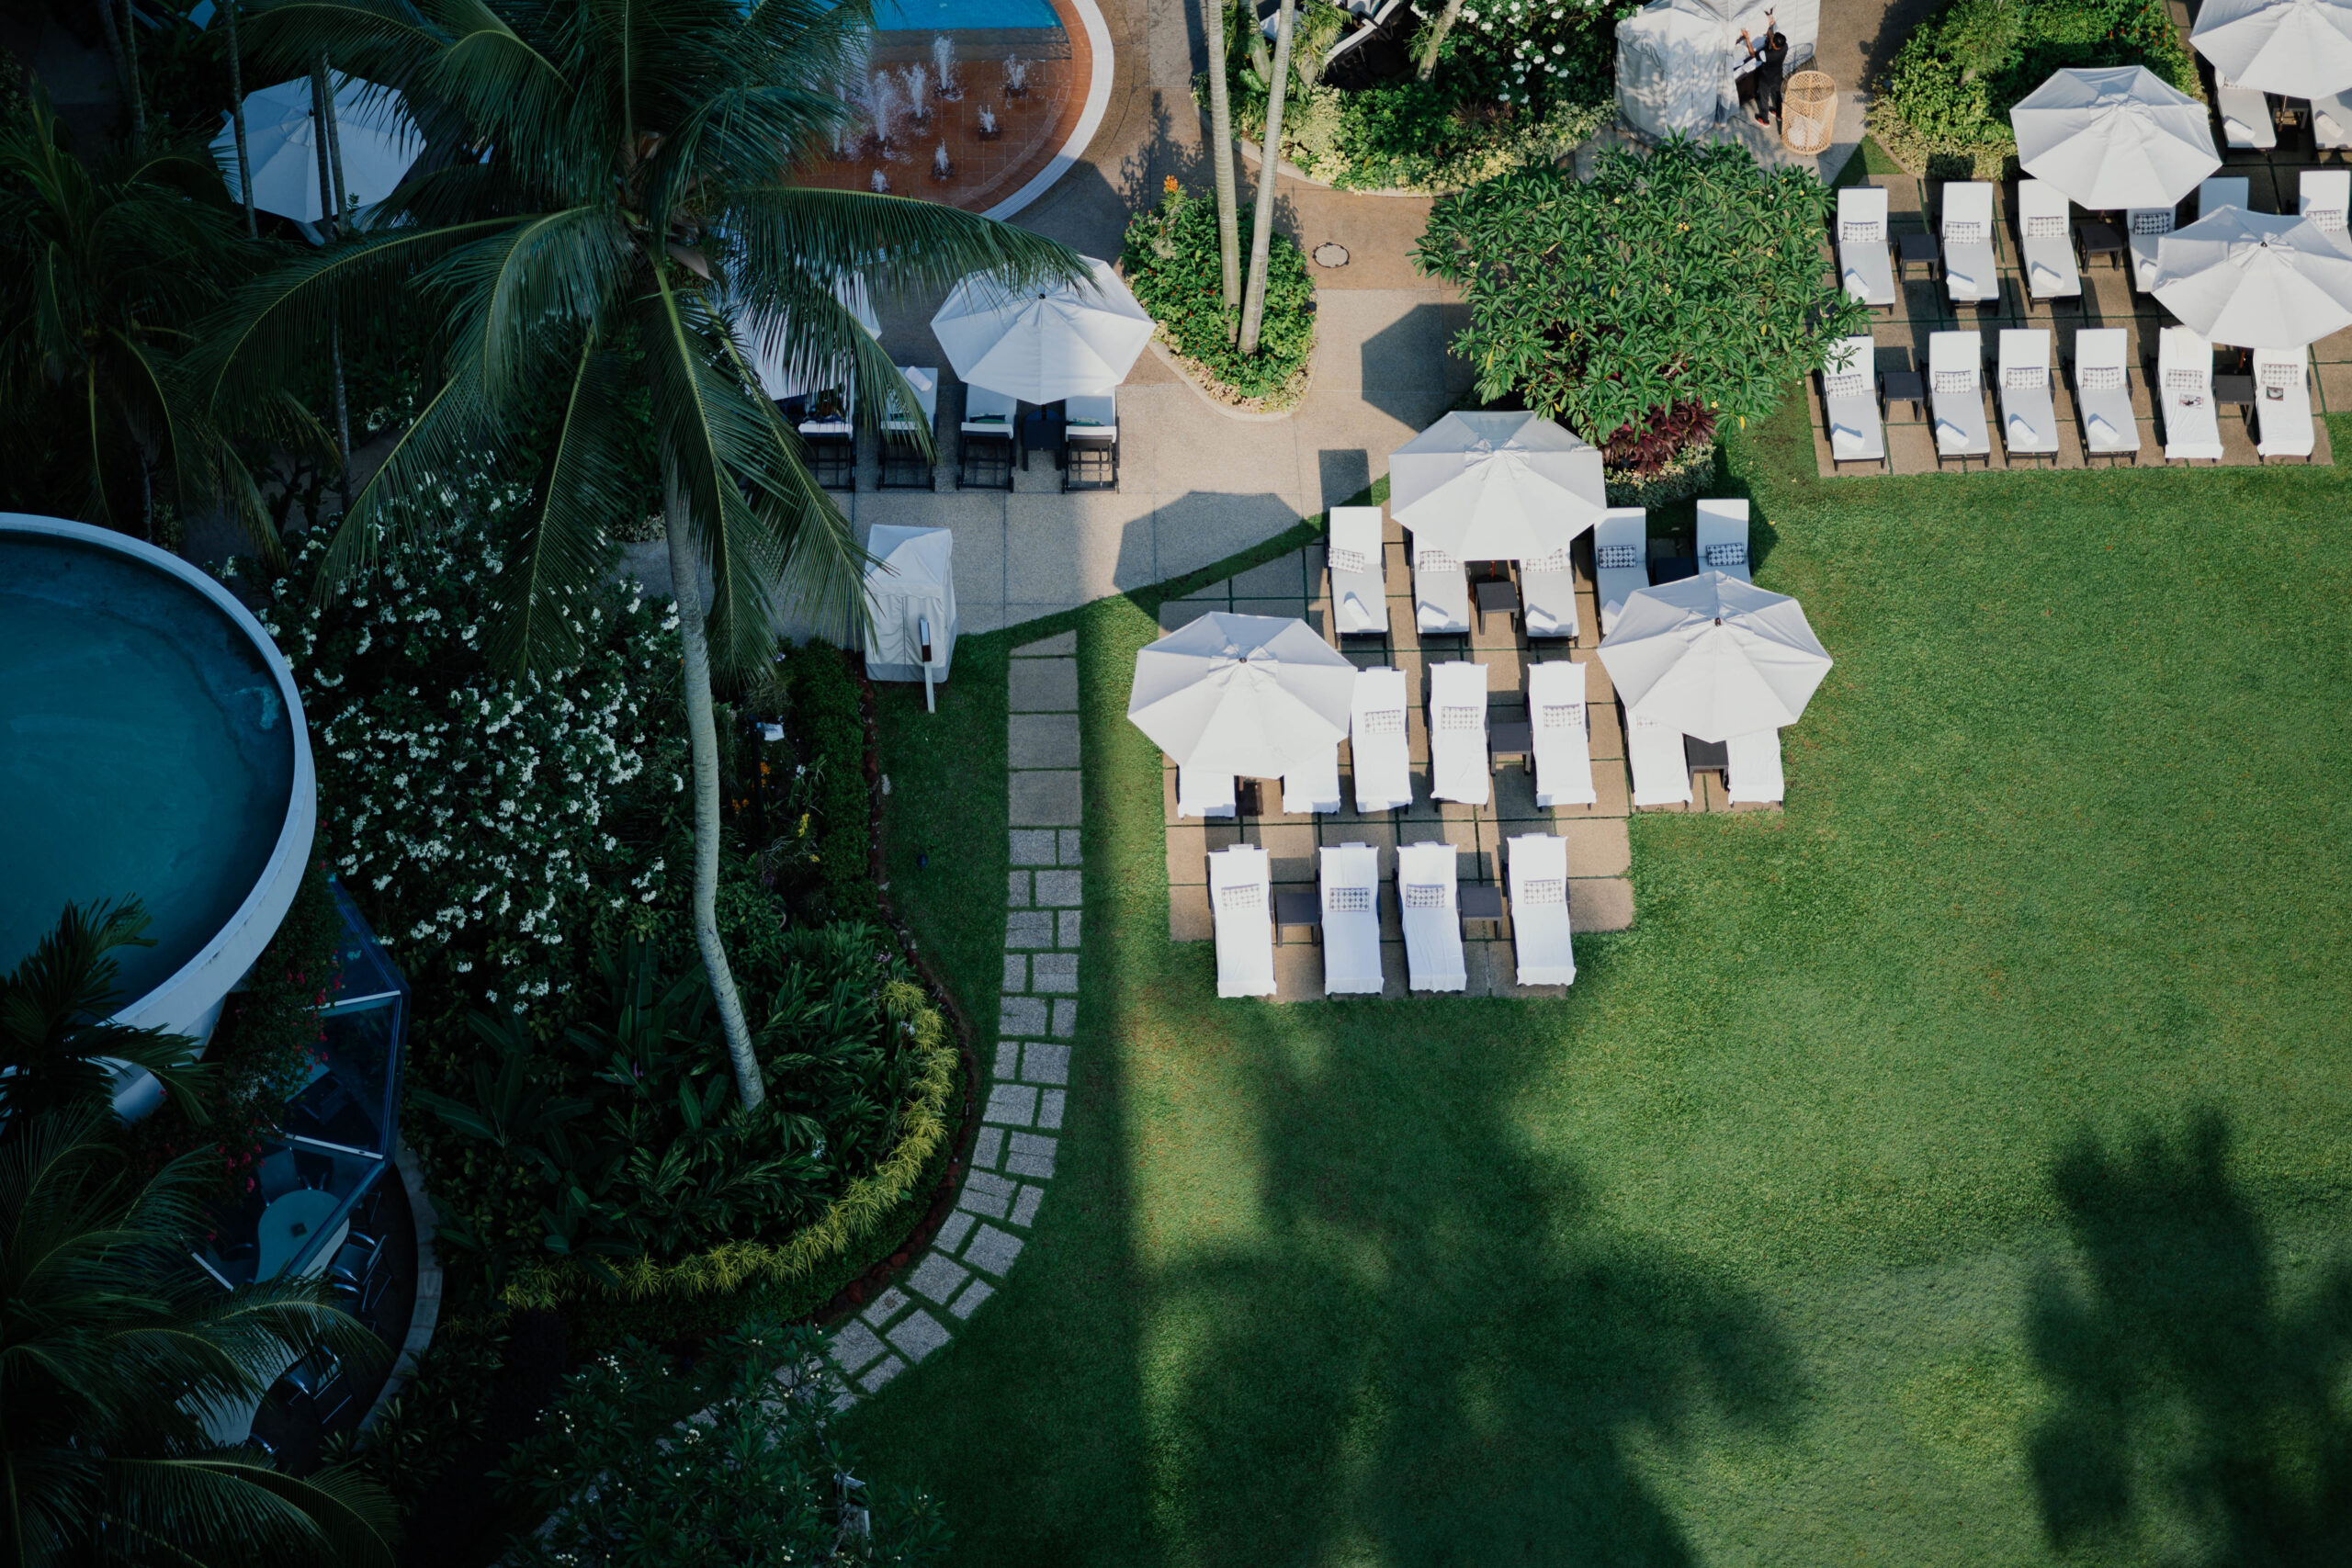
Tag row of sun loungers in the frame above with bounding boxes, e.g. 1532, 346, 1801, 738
1208, 836, 1578, 998
2211, 77, 2352, 154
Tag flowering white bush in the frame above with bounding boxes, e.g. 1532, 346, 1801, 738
1449, 0, 1642, 109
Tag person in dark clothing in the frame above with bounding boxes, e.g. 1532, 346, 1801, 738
1740, 24, 1788, 124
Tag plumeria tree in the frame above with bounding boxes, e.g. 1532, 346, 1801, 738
198, 0, 1081, 1109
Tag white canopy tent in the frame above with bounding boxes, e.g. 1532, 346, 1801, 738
1126, 613, 1357, 789
2151, 207, 2352, 347
930, 257, 1152, 404
1388, 412, 1607, 565
1597, 570, 1832, 742
2008, 66, 2220, 211
862, 526, 956, 707
210, 74, 423, 229
1616, 0, 1818, 139
2192, 0, 2352, 100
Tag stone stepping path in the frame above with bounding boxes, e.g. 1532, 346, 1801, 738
823, 631, 1080, 1403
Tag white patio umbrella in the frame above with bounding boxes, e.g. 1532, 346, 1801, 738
1126, 613, 1357, 783
2151, 207, 2352, 347
2009, 66, 2220, 211
929, 257, 1151, 404
209, 74, 423, 224
2192, 0, 2352, 100
1388, 411, 1607, 564
1597, 570, 1831, 742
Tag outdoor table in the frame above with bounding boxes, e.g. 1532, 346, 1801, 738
1459, 884, 1506, 931
1489, 720, 1534, 768
1881, 368, 1925, 418
1896, 231, 1940, 282
1019, 405, 1066, 470
1272, 889, 1320, 944
1683, 734, 1731, 780
2075, 220, 2125, 270
2215, 374, 2258, 414
255, 1188, 344, 1281
1473, 578, 1521, 631
1236, 777, 1266, 818
1649, 554, 1698, 584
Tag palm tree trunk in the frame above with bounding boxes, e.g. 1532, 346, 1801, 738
224, 0, 255, 237
1205, 0, 1240, 332
1416, 0, 1464, 83
663, 496, 766, 1111
311, 56, 354, 509
1237, 0, 1293, 357
94, 0, 130, 124
118, 0, 147, 152
1243, 0, 1270, 79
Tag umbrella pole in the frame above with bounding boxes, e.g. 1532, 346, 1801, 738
309, 60, 355, 511
924, 663, 935, 714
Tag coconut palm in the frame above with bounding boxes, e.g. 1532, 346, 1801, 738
198, 0, 1081, 1109
1204, 0, 1240, 327
0, 1105, 395, 1568
1237, 0, 1295, 355
0, 898, 211, 1125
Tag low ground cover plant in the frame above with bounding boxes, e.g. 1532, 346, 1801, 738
1120, 181, 1315, 406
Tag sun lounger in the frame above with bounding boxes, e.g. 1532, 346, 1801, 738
1997, 329, 2059, 465
1528, 660, 1597, 808
1318, 842, 1384, 995
1413, 545, 1471, 637
1063, 390, 1118, 490
883, 366, 939, 434
1838, 186, 1896, 310
2157, 325, 2223, 464
960, 385, 1017, 434
1177, 763, 1237, 818
1940, 182, 1999, 309
1695, 499, 1750, 581
1208, 845, 1275, 998
2071, 328, 2142, 463
1593, 507, 1649, 635
2301, 170, 2350, 233
2128, 205, 2175, 292
2215, 75, 2276, 151
1426, 660, 1490, 806
1506, 833, 1576, 987
1326, 505, 1389, 637
1928, 330, 1991, 469
1349, 666, 1413, 814
1725, 728, 1784, 804
1282, 742, 1342, 814
1396, 840, 1466, 993
2315, 94, 2352, 154
1626, 710, 1691, 808
1820, 334, 1885, 472
2199, 176, 2251, 218
2015, 179, 2081, 303
1520, 545, 1577, 639
2253, 345, 2315, 462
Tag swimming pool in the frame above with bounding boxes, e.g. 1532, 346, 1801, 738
872, 0, 1061, 30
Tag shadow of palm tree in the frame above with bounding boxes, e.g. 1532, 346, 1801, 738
2029, 1110, 2352, 1564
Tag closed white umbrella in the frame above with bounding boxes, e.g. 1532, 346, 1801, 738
209, 74, 423, 224
1597, 570, 1831, 742
930, 257, 1151, 404
2009, 66, 2220, 211
1388, 411, 1607, 565
2152, 207, 2352, 347
2192, 0, 2352, 99
1127, 613, 1357, 783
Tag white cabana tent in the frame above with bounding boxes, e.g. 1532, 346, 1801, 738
2008, 66, 2220, 211
1597, 570, 1831, 742
862, 526, 956, 707
2152, 208, 2352, 347
1616, 0, 1818, 139
1126, 613, 1356, 789
211, 74, 423, 229
1388, 412, 1606, 565
2192, 0, 2352, 100
930, 257, 1151, 404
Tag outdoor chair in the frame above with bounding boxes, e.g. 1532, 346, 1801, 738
1282, 739, 1343, 814
1528, 659, 1598, 808
1928, 330, 1992, 469
957, 386, 1017, 491
1412, 545, 1471, 637
2071, 328, 2143, 464
1349, 666, 1414, 814
2015, 179, 2082, 305
1427, 660, 1491, 806
1318, 842, 1385, 996
1626, 710, 1692, 808
1593, 507, 1650, 635
1997, 329, 2060, 465
1326, 505, 1389, 637
2158, 325, 2224, 464
795, 389, 855, 491
2315, 94, 2352, 153
2128, 205, 2176, 292
2253, 345, 2316, 462
281, 1346, 342, 1405
879, 366, 938, 489
1695, 499, 1750, 581
1506, 833, 1577, 987
2301, 170, 2350, 232
1837, 186, 1896, 310
1176, 763, 1238, 818
1520, 544, 1577, 639
2215, 73, 2277, 152
1820, 334, 1886, 472
1062, 391, 1118, 491
1396, 840, 1467, 993
1208, 845, 1276, 998
2199, 175, 2252, 218
257, 1150, 302, 1201
1725, 728, 1785, 805
1939, 182, 2000, 310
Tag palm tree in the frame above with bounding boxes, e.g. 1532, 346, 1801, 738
1204, 0, 1239, 330
1416, 0, 1464, 82
0, 899, 212, 1125
0, 1105, 396, 1567
1237, 0, 1295, 356
199, 0, 1080, 1110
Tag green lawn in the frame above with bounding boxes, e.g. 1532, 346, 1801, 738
853, 397, 2352, 1566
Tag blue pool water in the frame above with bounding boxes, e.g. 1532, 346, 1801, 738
873, 0, 1061, 29
0, 536, 294, 1006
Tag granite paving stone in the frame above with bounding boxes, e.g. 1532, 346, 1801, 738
1057, 909, 1083, 947
962, 1224, 1025, 1278
992, 1042, 1020, 1078
831, 1321, 888, 1374
1000, 997, 1048, 1035
956, 1170, 1018, 1221
936, 1211, 976, 1254
1051, 999, 1079, 1038
971, 1126, 1004, 1169
1009, 829, 1058, 866
1006, 910, 1055, 948
948, 1279, 995, 1319
982, 1084, 1039, 1125
1007, 871, 1030, 908
1034, 869, 1085, 906
1011, 713, 1082, 768
1022, 1043, 1071, 1085
861, 1288, 910, 1328
1001, 953, 1028, 992
1012, 1185, 1046, 1227
1058, 829, 1084, 863
1011, 771, 1083, 827
1038, 1089, 1067, 1130
1032, 953, 1080, 993
1008, 659, 1079, 712
1005, 1132, 1057, 1179
887, 1308, 955, 1363
858, 1356, 906, 1393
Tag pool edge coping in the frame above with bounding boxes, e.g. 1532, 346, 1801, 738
978, 0, 1112, 223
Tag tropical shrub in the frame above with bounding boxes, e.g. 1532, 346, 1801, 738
775, 640, 880, 924
1877, 0, 2202, 178
1119, 180, 1315, 406
0, 900, 210, 1125
1415, 139, 1867, 458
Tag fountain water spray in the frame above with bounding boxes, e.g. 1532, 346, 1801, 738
977, 104, 1000, 138
865, 70, 904, 150
1004, 55, 1031, 96
905, 62, 932, 124
933, 35, 962, 100
871, 168, 890, 193
933, 141, 953, 179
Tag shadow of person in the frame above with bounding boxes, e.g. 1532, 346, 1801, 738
2028, 1110, 2352, 1564
1151, 1002, 1804, 1564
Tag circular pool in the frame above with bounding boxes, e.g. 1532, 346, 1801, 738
0, 515, 314, 1055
